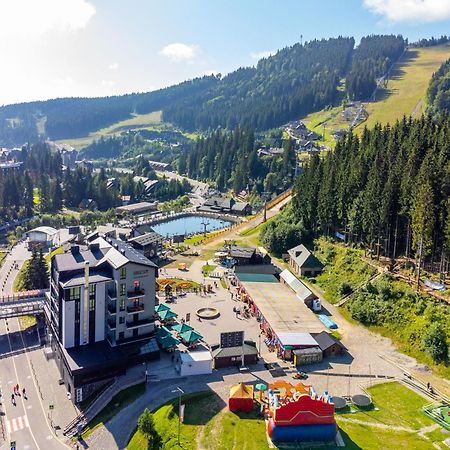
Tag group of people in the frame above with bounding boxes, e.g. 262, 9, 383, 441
11, 384, 26, 405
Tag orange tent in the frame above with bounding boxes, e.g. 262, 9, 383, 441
228, 383, 254, 412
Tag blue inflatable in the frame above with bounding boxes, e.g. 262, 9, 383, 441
268, 420, 337, 443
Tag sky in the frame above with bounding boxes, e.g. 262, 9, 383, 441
1, 0, 450, 106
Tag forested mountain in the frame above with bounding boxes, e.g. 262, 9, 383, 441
0, 35, 408, 145
262, 115, 450, 260
181, 127, 296, 194
428, 58, 450, 115
346, 35, 405, 100
163, 37, 355, 130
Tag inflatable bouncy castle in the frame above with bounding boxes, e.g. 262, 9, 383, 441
228, 382, 255, 412
266, 381, 337, 443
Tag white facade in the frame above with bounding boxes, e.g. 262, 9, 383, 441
62, 300, 75, 348
178, 348, 212, 377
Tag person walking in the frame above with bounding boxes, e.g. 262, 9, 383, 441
22, 387, 26, 399
15, 384, 19, 395
11, 393, 15, 406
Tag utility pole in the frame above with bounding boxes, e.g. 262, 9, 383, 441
171, 387, 185, 447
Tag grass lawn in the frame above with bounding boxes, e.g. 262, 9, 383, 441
45, 246, 63, 265
314, 237, 376, 304
202, 264, 216, 277
13, 260, 29, 292
301, 105, 346, 148
335, 422, 433, 450
82, 382, 146, 439
127, 384, 443, 450
0, 252, 6, 267
356, 45, 450, 132
339, 382, 433, 430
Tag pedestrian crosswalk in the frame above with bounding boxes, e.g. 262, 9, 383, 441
6, 415, 29, 433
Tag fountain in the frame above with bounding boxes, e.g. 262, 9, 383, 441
196, 307, 220, 319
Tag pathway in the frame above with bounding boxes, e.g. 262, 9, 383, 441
0, 242, 31, 295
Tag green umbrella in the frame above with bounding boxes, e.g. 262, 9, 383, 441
179, 329, 203, 343
157, 309, 177, 320
172, 323, 194, 334
255, 383, 267, 391
155, 303, 170, 313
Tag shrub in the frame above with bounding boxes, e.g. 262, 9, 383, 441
423, 324, 449, 363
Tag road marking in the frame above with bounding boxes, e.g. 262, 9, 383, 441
6, 414, 29, 433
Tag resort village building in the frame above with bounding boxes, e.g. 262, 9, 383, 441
45, 237, 159, 402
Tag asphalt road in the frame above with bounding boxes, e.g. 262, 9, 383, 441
0, 318, 68, 450
0, 243, 31, 296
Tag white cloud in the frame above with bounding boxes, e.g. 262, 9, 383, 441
159, 43, 200, 62
101, 80, 116, 88
363, 0, 450, 23
108, 62, 119, 70
0, 0, 95, 38
250, 50, 275, 60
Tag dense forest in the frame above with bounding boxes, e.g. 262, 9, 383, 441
0, 144, 191, 226
262, 115, 450, 263
180, 127, 296, 194
428, 58, 450, 116
80, 129, 190, 162
346, 35, 405, 100
164, 37, 355, 130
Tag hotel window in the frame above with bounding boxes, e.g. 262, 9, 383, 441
120, 267, 126, 280
119, 316, 125, 324
69, 287, 81, 301
119, 283, 126, 296
119, 298, 125, 311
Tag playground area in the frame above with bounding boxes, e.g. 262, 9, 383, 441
127, 381, 448, 450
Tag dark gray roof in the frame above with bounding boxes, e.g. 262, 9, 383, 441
288, 244, 323, 269
211, 342, 258, 358
60, 271, 113, 288
54, 238, 158, 272
312, 331, 346, 351
53, 247, 108, 272
134, 224, 156, 236
128, 232, 163, 246
107, 238, 158, 268
229, 246, 256, 259
231, 202, 250, 212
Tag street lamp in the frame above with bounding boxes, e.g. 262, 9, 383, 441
171, 387, 184, 446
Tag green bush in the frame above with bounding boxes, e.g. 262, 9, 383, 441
423, 324, 449, 363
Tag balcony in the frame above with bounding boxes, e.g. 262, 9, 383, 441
107, 319, 116, 330
127, 303, 145, 314
107, 289, 117, 300
127, 288, 145, 299
126, 317, 154, 329
107, 302, 117, 315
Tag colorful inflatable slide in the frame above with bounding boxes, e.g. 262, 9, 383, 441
266, 381, 337, 443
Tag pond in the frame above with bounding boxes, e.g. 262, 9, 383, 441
151, 215, 232, 238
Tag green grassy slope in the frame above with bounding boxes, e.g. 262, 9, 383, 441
359, 45, 450, 130
300, 45, 450, 144
58, 111, 162, 149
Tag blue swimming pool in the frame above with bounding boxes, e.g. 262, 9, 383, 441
151, 215, 232, 238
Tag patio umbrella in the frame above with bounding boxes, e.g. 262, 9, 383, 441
179, 329, 203, 344
157, 309, 178, 320
155, 303, 170, 313
255, 383, 267, 402
172, 323, 194, 334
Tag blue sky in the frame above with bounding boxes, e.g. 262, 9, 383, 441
1, 0, 450, 105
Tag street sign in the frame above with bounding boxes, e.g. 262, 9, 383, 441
220, 331, 244, 348
49, 404, 54, 410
